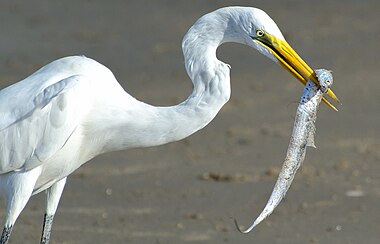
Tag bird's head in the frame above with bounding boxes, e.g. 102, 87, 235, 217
226, 7, 339, 109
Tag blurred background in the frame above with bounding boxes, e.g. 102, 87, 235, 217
0, 0, 379, 243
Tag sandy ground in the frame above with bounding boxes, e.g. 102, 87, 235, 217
0, 0, 379, 243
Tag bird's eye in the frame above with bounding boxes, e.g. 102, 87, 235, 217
256, 30, 264, 37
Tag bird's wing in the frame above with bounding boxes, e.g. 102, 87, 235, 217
0, 75, 92, 173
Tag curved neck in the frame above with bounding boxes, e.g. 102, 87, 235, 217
140, 11, 235, 146
95, 10, 237, 154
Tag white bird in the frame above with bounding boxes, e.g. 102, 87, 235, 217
0, 6, 339, 244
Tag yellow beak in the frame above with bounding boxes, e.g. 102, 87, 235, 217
255, 33, 340, 111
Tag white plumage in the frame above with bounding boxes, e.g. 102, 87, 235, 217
0, 6, 337, 244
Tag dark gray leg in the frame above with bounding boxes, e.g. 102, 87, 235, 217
0, 226, 13, 244
40, 214, 54, 244
40, 177, 67, 244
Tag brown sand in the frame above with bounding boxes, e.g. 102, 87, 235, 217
0, 1, 379, 243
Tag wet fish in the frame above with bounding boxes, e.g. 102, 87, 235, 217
235, 69, 334, 233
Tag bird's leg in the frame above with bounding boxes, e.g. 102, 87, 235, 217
0, 167, 41, 244
40, 214, 54, 244
40, 177, 66, 244
0, 226, 12, 244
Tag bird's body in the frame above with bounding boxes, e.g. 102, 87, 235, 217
0, 54, 229, 195
0, 57, 107, 192
0, 6, 338, 244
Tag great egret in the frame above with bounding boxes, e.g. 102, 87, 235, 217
0, 6, 339, 244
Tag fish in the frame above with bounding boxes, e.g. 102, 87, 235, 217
235, 69, 334, 233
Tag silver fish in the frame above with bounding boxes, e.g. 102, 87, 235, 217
235, 69, 334, 233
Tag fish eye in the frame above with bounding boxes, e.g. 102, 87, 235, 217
256, 30, 264, 37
